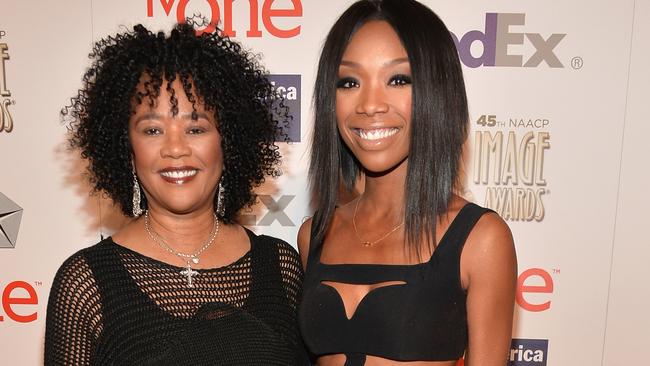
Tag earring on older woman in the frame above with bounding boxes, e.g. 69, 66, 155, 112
132, 167, 144, 217
216, 179, 225, 217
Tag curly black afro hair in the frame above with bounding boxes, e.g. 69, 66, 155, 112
64, 22, 286, 222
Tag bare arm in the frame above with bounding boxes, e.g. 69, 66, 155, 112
462, 213, 517, 366
296, 217, 313, 270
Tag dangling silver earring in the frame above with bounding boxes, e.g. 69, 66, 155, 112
132, 167, 144, 217
216, 180, 225, 217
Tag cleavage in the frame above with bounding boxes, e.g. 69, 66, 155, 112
321, 280, 407, 319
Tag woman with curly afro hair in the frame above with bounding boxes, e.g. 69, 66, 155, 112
44, 22, 308, 365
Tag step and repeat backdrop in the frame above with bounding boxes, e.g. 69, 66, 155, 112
1, 1, 648, 365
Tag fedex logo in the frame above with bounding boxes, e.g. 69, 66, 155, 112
509, 338, 548, 365
239, 194, 296, 227
0, 281, 39, 323
146, 0, 303, 37
450, 13, 566, 68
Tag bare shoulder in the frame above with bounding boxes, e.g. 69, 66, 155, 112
468, 210, 515, 250
297, 203, 353, 269
297, 216, 313, 269
463, 208, 517, 286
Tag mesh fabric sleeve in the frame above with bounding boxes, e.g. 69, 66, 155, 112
44, 252, 103, 366
276, 240, 304, 312
275, 240, 310, 364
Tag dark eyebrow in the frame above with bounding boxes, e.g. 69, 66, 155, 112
133, 112, 162, 125
339, 57, 410, 68
133, 111, 212, 124
339, 60, 360, 68
180, 111, 212, 121
385, 57, 410, 67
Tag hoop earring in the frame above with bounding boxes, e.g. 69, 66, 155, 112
132, 167, 144, 217
216, 180, 225, 218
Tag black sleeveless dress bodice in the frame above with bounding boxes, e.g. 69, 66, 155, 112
299, 203, 491, 365
45, 229, 308, 365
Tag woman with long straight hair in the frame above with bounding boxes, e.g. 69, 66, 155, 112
298, 1, 517, 365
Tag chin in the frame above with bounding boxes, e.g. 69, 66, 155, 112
358, 157, 408, 176
155, 197, 213, 215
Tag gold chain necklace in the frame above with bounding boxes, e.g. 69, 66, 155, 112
144, 211, 220, 287
352, 197, 404, 247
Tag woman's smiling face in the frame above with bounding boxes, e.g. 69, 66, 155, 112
336, 20, 412, 174
129, 77, 223, 215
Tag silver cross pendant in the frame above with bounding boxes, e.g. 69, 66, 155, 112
180, 262, 199, 288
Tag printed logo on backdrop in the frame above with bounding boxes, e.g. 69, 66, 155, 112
0, 194, 39, 325
0, 192, 22, 249
509, 338, 548, 365
239, 194, 296, 227
451, 13, 582, 69
472, 114, 551, 222
269, 74, 300, 142
146, 0, 303, 37
517, 268, 557, 312
0, 30, 16, 133
0, 280, 41, 323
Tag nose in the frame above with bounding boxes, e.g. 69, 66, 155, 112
160, 128, 191, 158
355, 82, 389, 116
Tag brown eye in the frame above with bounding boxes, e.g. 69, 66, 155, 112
389, 74, 412, 86
187, 127, 206, 135
336, 77, 359, 89
144, 127, 162, 136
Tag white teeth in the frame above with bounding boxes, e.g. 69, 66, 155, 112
358, 128, 398, 141
161, 170, 197, 179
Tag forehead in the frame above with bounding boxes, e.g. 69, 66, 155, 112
131, 74, 210, 113
342, 20, 407, 61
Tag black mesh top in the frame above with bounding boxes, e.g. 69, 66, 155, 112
45, 229, 307, 365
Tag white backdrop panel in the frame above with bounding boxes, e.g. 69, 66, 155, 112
0, 1, 644, 365
603, 0, 650, 364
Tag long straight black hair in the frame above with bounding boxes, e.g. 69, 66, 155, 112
309, 0, 469, 256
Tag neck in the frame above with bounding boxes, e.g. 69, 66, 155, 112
145, 206, 217, 252
359, 158, 407, 218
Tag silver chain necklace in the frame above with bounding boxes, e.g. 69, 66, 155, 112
144, 211, 220, 287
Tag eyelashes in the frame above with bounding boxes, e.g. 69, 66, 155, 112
336, 77, 358, 89
187, 127, 207, 135
335, 74, 412, 89
389, 74, 412, 86
139, 124, 210, 136
144, 127, 162, 136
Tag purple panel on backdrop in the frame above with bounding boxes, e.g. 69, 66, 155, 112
509, 338, 548, 366
268, 74, 301, 142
